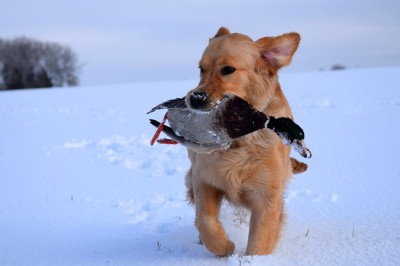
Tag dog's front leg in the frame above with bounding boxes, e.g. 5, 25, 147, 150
194, 181, 235, 256
246, 193, 284, 255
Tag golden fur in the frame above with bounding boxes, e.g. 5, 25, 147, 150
184, 27, 307, 256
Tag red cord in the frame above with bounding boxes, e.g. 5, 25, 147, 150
150, 112, 168, 145
157, 138, 178, 144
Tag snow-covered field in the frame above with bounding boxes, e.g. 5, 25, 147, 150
1, 67, 400, 265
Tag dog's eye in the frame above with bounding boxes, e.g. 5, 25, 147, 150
199, 66, 205, 74
221, 66, 236, 76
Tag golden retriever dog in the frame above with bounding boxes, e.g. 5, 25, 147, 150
184, 27, 307, 256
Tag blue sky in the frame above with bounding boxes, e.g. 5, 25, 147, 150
1, 0, 399, 85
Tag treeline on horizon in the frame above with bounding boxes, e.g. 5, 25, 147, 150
0, 37, 80, 90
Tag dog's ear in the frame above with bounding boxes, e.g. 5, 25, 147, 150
212, 27, 230, 39
256, 33, 300, 69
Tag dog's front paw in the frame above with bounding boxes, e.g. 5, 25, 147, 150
203, 238, 235, 257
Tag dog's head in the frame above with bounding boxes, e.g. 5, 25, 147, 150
186, 27, 300, 112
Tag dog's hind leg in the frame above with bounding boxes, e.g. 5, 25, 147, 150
194, 181, 235, 256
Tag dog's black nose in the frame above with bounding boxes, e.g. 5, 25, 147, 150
190, 91, 208, 109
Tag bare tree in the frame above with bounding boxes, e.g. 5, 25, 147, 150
0, 37, 80, 90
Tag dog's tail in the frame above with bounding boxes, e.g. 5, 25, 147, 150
290, 157, 308, 174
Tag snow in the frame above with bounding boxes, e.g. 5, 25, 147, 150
1, 67, 400, 265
